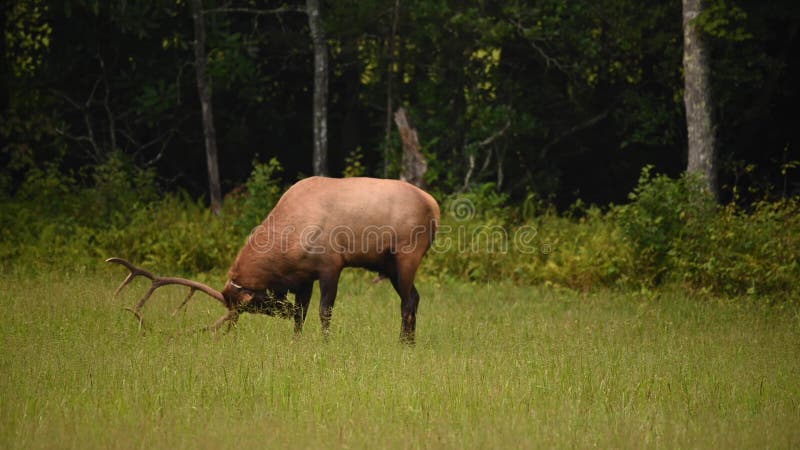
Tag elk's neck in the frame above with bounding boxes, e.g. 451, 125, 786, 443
228, 247, 278, 291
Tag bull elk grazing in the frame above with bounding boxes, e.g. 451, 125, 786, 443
108, 176, 440, 343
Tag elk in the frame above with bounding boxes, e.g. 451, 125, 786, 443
108, 176, 440, 343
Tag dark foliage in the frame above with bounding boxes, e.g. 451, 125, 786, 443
2, 0, 798, 206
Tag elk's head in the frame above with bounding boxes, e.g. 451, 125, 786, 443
221, 280, 296, 319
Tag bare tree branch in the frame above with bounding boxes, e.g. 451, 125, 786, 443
97, 55, 117, 153
496, 146, 505, 190
540, 108, 610, 159
479, 145, 492, 173
85, 77, 101, 108
462, 153, 476, 192
143, 132, 175, 167
53, 50, 183, 168
465, 119, 511, 150
53, 128, 95, 146
203, 6, 306, 16
51, 86, 102, 160
508, 18, 569, 75
118, 126, 176, 158
462, 120, 511, 191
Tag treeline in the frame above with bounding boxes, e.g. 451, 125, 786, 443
2, 0, 799, 206
2, 159, 798, 299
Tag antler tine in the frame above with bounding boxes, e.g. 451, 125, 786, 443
112, 272, 135, 298
122, 306, 146, 330
172, 289, 196, 316
206, 310, 239, 333
106, 258, 161, 317
106, 257, 156, 298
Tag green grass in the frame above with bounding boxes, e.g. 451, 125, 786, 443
1, 268, 799, 449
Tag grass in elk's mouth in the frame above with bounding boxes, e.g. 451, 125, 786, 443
1, 270, 798, 449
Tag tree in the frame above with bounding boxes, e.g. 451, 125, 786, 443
307, 0, 328, 176
191, 0, 223, 214
383, 0, 400, 178
682, 0, 718, 198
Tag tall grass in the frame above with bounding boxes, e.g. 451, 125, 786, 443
2, 271, 798, 448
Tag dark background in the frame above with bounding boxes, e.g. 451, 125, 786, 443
2, 0, 798, 208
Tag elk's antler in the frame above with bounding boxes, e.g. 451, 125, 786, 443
106, 257, 234, 331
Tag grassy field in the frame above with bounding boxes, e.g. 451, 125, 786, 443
1, 268, 799, 449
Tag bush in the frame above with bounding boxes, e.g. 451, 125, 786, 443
613, 166, 799, 297
673, 199, 800, 297
426, 186, 630, 291
93, 192, 240, 275
427, 184, 516, 281
81, 151, 159, 228
234, 157, 284, 232
0, 155, 161, 271
1, 159, 797, 300
615, 166, 716, 285
528, 206, 632, 290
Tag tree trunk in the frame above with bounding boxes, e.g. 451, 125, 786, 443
307, 0, 328, 176
190, 0, 222, 214
383, 0, 400, 178
394, 107, 427, 188
682, 0, 717, 198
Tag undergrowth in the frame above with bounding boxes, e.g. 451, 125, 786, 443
1, 158, 798, 300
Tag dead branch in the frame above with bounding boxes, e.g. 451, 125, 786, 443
394, 107, 427, 188
203, 6, 306, 16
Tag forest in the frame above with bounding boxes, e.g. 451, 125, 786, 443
3, 0, 799, 203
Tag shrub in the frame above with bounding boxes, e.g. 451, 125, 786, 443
427, 184, 515, 281
613, 166, 799, 297
615, 166, 716, 285
2, 158, 797, 301
529, 206, 632, 290
426, 185, 630, 291
673, 198, 800, 297
234, 157, 284, 232
80, 151, 159, 228
93, 192, 240, 275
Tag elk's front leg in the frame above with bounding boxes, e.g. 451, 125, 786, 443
293, 283, 314, 335
318, 271, 341, 336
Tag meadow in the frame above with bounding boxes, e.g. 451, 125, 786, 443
1, 268, 798, 449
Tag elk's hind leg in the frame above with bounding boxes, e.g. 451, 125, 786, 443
389, 256, 422, 344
